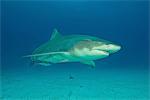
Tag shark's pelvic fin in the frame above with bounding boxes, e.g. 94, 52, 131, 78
80, 60, 95, 68
50, 28, 62, 40
38, 63, 51, 66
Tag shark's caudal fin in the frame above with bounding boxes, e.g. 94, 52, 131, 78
50, 29, 62, 40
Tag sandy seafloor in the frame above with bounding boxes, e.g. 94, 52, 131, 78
1, 62, 149, 100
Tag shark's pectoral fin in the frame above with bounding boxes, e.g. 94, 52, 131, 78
80, 60, 95, 68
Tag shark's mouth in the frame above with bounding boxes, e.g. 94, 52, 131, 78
100, 50, 109, 55
92, 48, 109, 53
92, 49, 109, 56
102, 50, 109, 54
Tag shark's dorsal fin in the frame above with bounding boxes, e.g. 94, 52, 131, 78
50, 29, 62, 40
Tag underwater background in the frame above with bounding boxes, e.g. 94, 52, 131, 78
1, 0, 149, 100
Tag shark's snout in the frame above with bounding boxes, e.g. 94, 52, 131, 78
91, 42, 121, 54
107, 44, 121, 53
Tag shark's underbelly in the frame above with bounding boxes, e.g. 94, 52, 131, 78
34, 48, 108, 64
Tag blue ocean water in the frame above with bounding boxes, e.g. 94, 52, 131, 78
1, 1, 149, 100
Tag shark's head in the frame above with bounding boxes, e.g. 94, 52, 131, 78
91, 40, 121, 54
71, 39, 121, 60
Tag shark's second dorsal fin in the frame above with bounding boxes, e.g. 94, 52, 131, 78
50, 29, 62, 40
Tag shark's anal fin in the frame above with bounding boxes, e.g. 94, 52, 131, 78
80, 60, 95, 68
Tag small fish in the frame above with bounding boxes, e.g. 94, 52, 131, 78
69, 76, 74, 80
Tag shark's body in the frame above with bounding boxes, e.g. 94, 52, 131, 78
24, 29, 121, 68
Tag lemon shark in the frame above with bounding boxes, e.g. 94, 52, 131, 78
24, 29, 121, 68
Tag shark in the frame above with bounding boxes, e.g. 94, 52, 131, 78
24, 29, 121, 68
